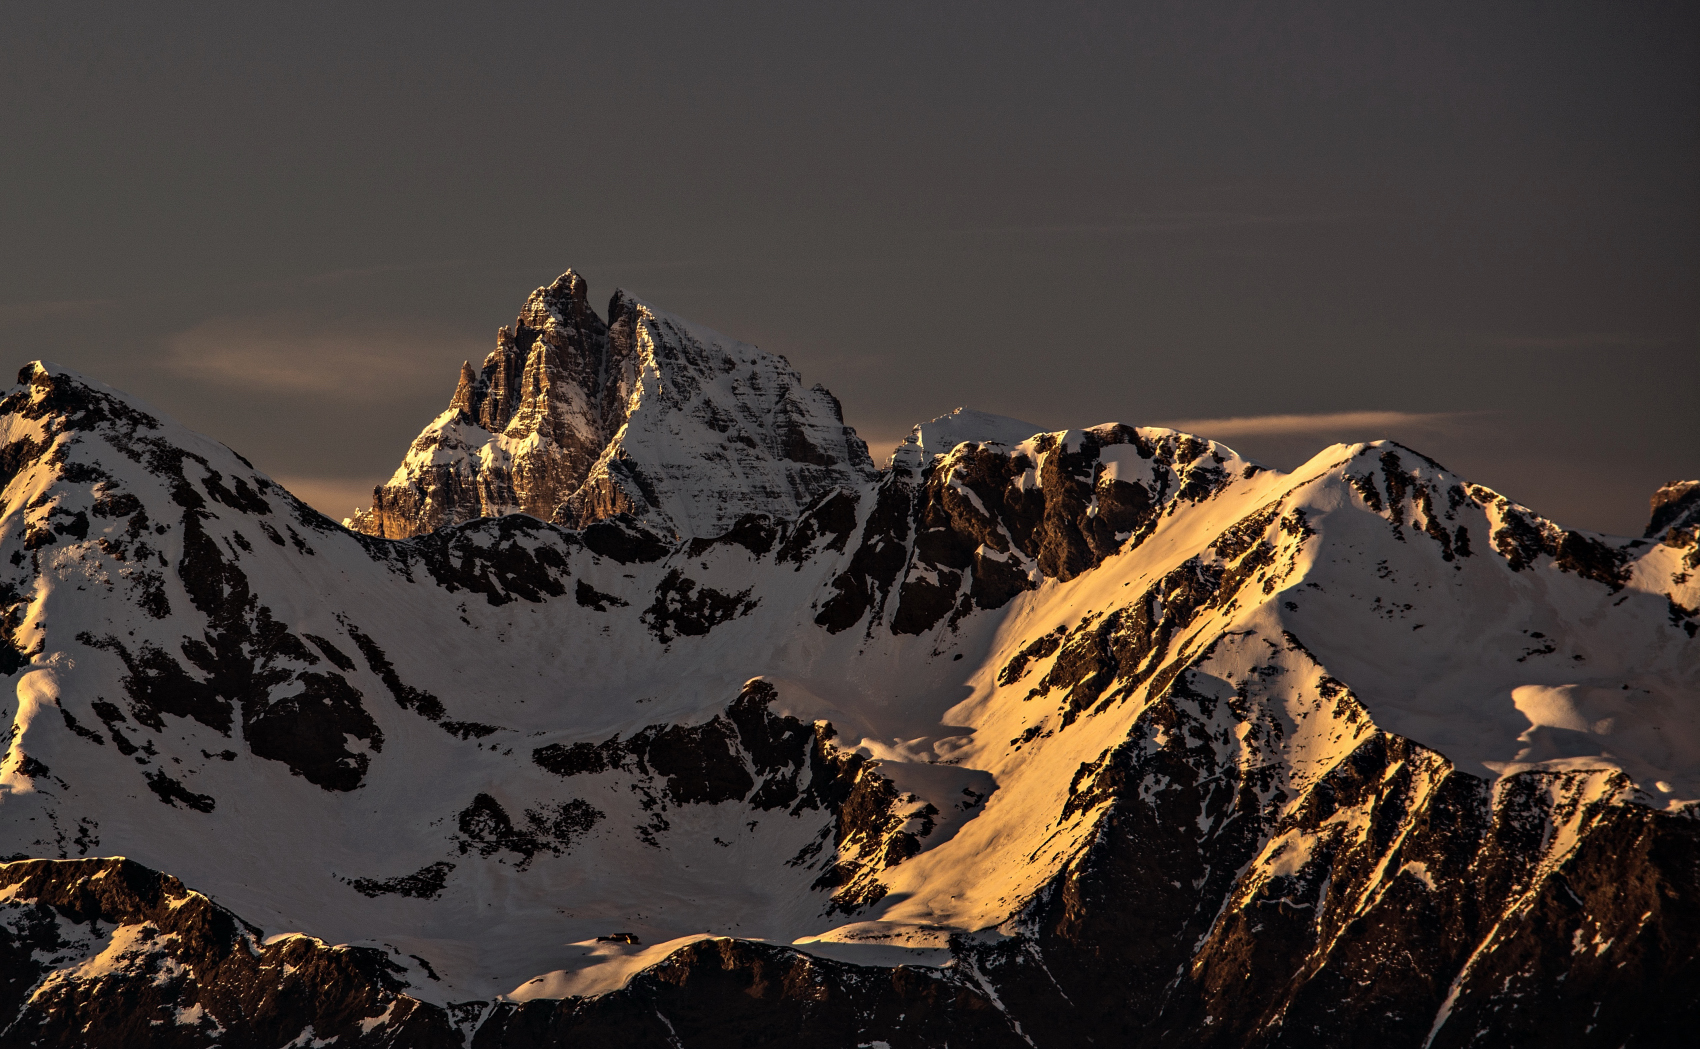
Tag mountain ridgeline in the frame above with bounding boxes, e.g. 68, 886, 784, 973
0, 271, 1695, 1048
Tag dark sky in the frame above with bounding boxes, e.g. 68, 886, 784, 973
3, 1, 1695, 534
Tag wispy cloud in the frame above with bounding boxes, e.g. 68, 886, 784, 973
164, 315, 475, 399
1154, 410, 1464, 439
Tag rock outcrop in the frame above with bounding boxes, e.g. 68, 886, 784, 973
348, 271, 877, 539
1647, 479, 1700, 539
0, 858, 462, 1047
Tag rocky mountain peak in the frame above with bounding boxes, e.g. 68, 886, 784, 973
349, 270, 876, 540
447, 269, 614, 440
518, 268, 596, 331
447, 359, 479, 414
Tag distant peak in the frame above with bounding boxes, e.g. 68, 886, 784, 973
888, 407, 1042, 472
350, 267, 877, 540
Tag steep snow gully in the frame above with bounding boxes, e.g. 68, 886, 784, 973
0, 272, 1694, 1047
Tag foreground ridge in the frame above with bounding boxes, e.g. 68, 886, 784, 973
0, 275, 1695, 1049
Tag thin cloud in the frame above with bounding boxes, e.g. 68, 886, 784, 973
1154, 410, 1463, 439
164, 315, 475, 400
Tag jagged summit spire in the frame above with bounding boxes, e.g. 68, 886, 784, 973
348, 269, 877, 539
445, 271, 615, 439
518, 269, 598, 331
448, 360, 479, 414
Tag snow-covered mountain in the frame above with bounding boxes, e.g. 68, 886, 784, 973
347, 271, 878, 539
0, 276, 1695, 1047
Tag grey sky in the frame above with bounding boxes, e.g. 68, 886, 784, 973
2, 1, 1694, 533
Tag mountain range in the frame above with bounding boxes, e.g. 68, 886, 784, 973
0, 271, 1694, 1047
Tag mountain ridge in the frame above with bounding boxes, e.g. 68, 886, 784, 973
0, 271, 1695, 1049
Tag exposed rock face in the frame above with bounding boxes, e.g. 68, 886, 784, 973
348, 271, 877, 539
964, 723, 1700, 1049
1646, 479, 1700, 539
0, 857, 462, 1047
816, 422, 1244, 636
349, 271, 625, 538
0, 855, 1028, 1048
1633, 480, 1700, 639
1, 360, 1696, 1047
